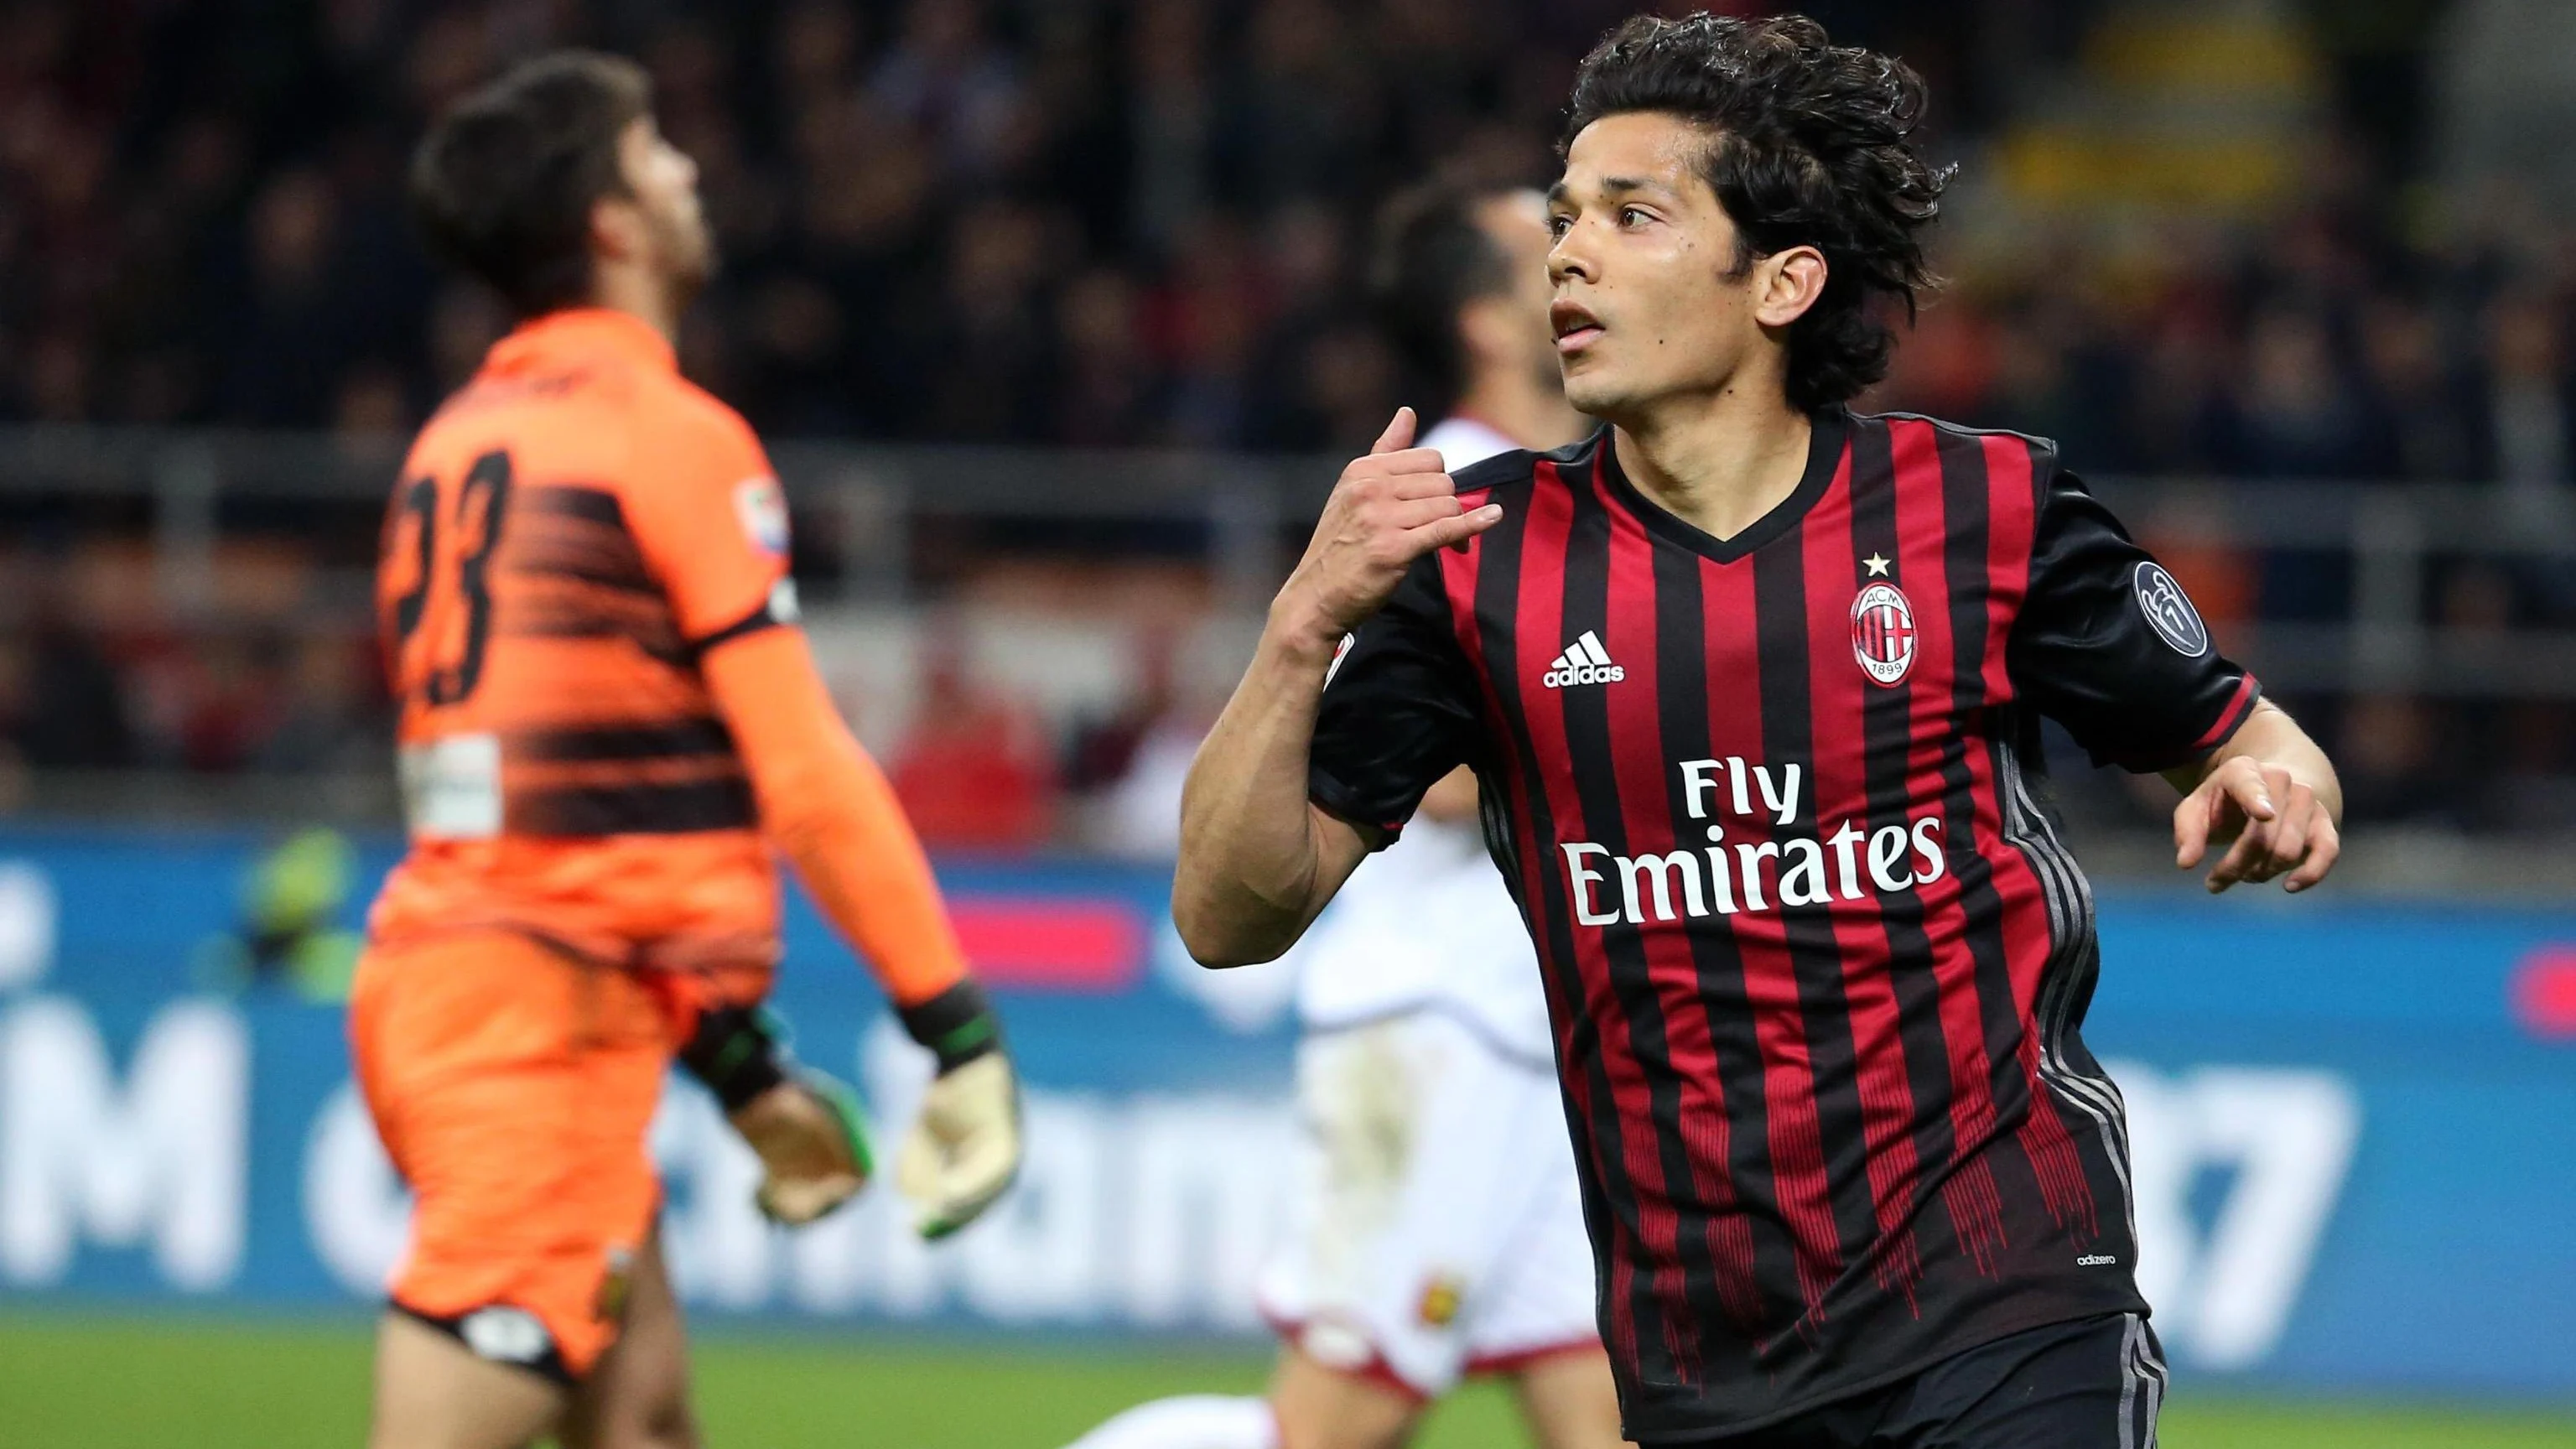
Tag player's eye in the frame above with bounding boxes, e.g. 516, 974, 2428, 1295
1546, 213, 1574, 240
1618, 205, 1652, 229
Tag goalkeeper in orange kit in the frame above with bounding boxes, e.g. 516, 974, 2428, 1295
353, 52, 1020, 1449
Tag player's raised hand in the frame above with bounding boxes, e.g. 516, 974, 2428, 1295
2174, 755, 2340, 894
1276, 408, 1504, 645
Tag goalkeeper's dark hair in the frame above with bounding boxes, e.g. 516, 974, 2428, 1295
1563, 12, 1948, 412
1369, 183, 1516, 418
409, 50, 652, 319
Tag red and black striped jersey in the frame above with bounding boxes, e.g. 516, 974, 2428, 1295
1308, 409, 2259, 1441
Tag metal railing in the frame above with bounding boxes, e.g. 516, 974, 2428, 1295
3, 425, 2573, 699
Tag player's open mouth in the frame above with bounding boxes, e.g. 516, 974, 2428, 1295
1550, 301, 1603, 355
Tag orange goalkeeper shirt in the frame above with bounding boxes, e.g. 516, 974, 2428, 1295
369, 307, 963, 1006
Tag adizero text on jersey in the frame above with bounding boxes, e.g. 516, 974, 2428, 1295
1306, 413, 2260, 1441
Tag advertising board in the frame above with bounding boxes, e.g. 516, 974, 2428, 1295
0, 827, 2568, 1398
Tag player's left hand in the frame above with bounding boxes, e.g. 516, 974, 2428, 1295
896, 1052, 1022, 1239
731, 1072, 874, 1226
2174, 756, 2340, 895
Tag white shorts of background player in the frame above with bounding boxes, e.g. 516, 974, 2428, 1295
1253, 1007, 1598, 1400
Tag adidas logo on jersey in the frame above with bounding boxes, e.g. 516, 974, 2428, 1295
1543, 631, 1625, 688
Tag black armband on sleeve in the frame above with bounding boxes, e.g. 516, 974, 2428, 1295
678, 1005, 792, 1113
685, 579, 802, 662
897, 979, 1003, 1072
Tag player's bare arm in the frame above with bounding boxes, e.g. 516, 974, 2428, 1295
1173, 407, 1503, 968
2167, 699, 2344, 895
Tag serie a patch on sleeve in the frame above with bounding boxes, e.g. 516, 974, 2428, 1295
733, 476, 792, 558
2132, 561, 2210, 657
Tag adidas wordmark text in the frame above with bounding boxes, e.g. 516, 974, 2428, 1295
1543, 631, 1625, 688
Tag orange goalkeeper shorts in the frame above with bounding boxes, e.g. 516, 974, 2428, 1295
350, 929, 683, 1379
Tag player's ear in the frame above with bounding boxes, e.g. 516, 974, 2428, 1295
589, 116, 655, 267
1754, 246, 1828, 330
590, 195, 647, 267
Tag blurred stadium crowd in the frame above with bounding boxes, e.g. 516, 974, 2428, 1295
0, 0, 2571, 849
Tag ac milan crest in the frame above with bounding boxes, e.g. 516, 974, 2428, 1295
1850, 581, 1917, 687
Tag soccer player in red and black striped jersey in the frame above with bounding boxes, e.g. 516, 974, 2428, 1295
1176, 13, 2343, 1449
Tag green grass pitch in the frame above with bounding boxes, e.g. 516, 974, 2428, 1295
3, 1313, 2573, 1447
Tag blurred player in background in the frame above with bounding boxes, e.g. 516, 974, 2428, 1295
1067, 185, 1614, 1449
357, 53, 1021, 1449
1180, 13, 2344, 1448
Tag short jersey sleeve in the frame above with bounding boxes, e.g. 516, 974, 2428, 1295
1307, 553, 1483, 846
2007, 465, 2261, 771
623, 392, 797, 648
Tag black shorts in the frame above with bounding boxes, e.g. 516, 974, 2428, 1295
1689, 1313, 2166, 1449
392, 1301, 577, 1388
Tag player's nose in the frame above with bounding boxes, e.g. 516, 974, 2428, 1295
1548, 230, 1594, 285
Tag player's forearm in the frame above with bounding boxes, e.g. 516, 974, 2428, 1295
1173, 608, 1348, 968
765, 743, 973, 1004
2168, 699, 2343, 823
706, 630, 970, 1005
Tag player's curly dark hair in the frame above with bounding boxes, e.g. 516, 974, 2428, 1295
409, 52, 652, 319
1563, 13, 1948, 413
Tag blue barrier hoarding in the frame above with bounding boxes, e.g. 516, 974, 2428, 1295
0, 824, 2568, 1400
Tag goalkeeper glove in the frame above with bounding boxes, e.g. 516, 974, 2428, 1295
894, 980, 1022, 1239
678, 1005, 873, 1227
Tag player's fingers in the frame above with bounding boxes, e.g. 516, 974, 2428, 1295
2247, 788, 2317, 882
1370, 407, 1417, 455
2177, 773, 2241, 867
2205, 819, 2270, 893
1384, 493, 1467, 530
1337, 453, 1450, 506
2173, 787, 2214, 869
2284, 815, 2340, 893
1410, 505, 1505, 554
1363, 447, 1452, 476
2217, 756, 2277, 823
2277, 783, 2318, 860
1379, 454, 1457, 487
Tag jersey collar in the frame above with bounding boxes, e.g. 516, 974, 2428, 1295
485, 306, 678, 377
1591, 407, 1850, 565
